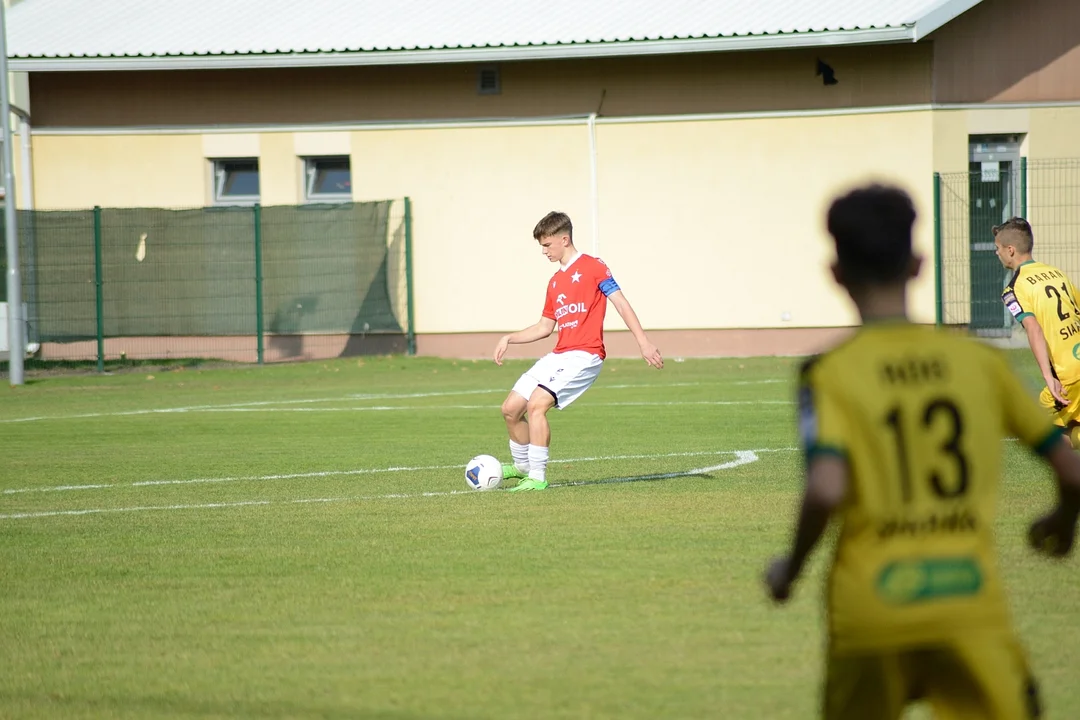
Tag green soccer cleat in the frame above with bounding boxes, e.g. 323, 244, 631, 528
502, 464, 527, 480
508, 478, 549, 492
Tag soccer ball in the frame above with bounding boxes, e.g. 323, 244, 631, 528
465, 454, 502, 491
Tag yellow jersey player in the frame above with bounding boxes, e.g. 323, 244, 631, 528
995, 217, 1080, 449
764, 184, 1080, 720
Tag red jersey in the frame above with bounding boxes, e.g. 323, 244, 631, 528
542, 253, 620, 360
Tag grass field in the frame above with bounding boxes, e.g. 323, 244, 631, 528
1, 354, 1077, 719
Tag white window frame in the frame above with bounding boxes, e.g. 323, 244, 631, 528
212, 158, 260, 205
304, 156, 352, 203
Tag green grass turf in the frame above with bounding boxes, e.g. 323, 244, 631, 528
1, 354, 1076, 719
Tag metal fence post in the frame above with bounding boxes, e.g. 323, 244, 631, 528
93, 206, 104, 372
933, 173, 943, 327
254, 203, 264, 365
404, 196, 416, 356
0, 0, 24, 386
1020, 156, 1028, 219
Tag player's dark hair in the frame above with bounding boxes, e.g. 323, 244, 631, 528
992, 217, 1034, 254
534, 211, 573, 241
826, 184, 916, 285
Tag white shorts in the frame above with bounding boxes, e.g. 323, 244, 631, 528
512, 350, 604, 409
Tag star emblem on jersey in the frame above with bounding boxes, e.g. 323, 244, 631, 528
571, 271, 582, 283
556, 293, 567, 305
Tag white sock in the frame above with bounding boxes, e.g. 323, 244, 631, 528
527, 445, 550, 482
509, 440, 530, 472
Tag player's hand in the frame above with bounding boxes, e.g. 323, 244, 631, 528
1028, 507, 1078, 558
640, 342, 664, 369
493, 336, 510, 366
764, 556, 795, 603
1046, 377, 1069, 407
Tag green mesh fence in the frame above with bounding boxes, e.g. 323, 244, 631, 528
937, 158, 1080, 334
3, 199, 412, 365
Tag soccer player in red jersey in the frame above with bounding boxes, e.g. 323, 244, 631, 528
493, 211, 664, 491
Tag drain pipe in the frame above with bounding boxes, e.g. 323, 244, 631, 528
587, 112, 599, 256
12, 105, 32, 209
11, 104, 36, 360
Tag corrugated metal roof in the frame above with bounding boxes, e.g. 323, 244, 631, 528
8, 0, 984, 71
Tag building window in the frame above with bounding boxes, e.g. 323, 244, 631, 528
304, 156, 352, 202
213, 159, 260, 204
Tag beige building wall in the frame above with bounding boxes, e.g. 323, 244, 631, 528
348, 123, 594, 334
1027, 106, 1080, 159
932, 110, 969, 174
20, 103, 1078, 337
32, 134, 206, 208
257, 132, 300, 206
351, 111, 940, 336
595, 111, 938, 331
23, 109, 943, 335
29, 130, 349, 210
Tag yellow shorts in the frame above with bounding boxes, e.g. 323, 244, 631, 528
1039, 381, 1080, 427
823, 633, 1041, 720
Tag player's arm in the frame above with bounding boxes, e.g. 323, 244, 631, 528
993, 351, 1080, 561
994, 349, 1080, 556
607, 290, 663, 369
765, 364, 849, 603
1020, 316, 1068, 405
493, 317, 556, 365
1029, 438, 1080, 557
766, 453, 848, 601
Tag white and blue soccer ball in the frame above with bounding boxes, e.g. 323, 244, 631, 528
465, 454, 502, 491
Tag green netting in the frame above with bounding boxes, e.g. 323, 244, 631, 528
3, 200, 408, 355
261, 202, 399, 335
937, 158, 1080, 331
14, 209, 98, 342
97, 206, 257, 337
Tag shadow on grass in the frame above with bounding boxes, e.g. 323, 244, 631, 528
548, 451, 760, 489
1, 356, 235, 379
3, 691, 478, 720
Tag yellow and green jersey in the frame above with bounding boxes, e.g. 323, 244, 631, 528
798, 322, 1060, 653
1002, 260, 1080, 386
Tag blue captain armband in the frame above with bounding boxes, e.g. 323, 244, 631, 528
599, 278, 620, 296
1001, 290, 1032, 323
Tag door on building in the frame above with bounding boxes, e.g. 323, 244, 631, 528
968, 136, 1022, 335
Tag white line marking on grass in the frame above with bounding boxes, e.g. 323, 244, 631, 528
593, 400, 792, 407
2, 448, 798, 496
0, 450, 769, 520
555, 450, 759, 487
0, 500, 276, 520
600, 380, 783, 389
0, 389, 504, 424
174, 400, 794, 415
0, 379, 788, 424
